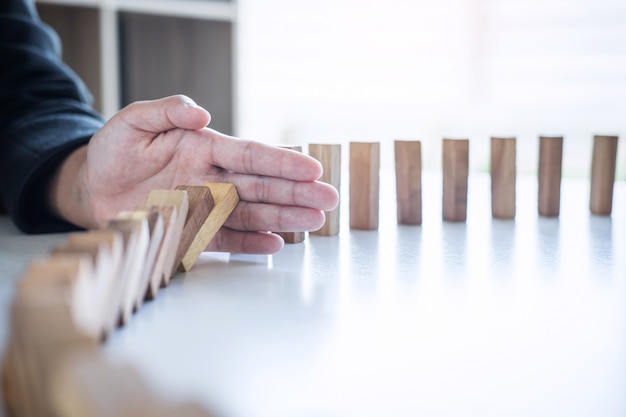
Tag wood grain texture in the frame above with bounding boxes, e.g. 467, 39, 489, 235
179, 183, 239, 272
349, 142, 380, 230
309, 144, 342, 236
145, 189, 189, 286
538, 136, 563, 217
442, 139, 469, 222
394, 140, 422, 225
490, 137, 516, 219
173, 186, 215, 274
590, 135, 619, 215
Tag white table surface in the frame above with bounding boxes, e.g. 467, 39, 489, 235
1, 173, 625, 417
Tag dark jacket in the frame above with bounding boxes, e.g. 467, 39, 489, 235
0, 0, 104, 233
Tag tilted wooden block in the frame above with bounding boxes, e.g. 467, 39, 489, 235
138, 205, 175, 303
309, 143, 342, 236
490, 137, 516, 219
50, 350, 219, 417
145, 189, 189, 286
103, 217, 149, 333
63, 230, 124, 340
442, 138, 469, 222
590, 135, 619, 215
538, 136, 563, 217
349, 142, 380, 230
9, 281, 97, 417
276, 145, 306, 243
394, 140, 422, 225
116, 210, 164, 324
179, 182, 239, 272
173, 185, 215, 274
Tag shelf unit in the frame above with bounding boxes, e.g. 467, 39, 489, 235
35, 0, 237, 135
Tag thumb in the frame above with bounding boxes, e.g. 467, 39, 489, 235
120, 94, 211, 133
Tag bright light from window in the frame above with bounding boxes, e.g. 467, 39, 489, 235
237, 0, 626, 178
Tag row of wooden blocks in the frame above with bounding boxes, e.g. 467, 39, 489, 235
2, 183, 240, 417
287, 135, 619, 240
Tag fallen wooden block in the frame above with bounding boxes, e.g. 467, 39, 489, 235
173, 185, 215, 274
10, 280, 97, 417
115, 210, 164, 324
349, 141, 380, 230
538, 135, 563, 217
490, 137, 516, 219
179, 182, 239, 272
62, 230, 124, 340
394, 140, 422, 225
145, 189, 189, 287
590, 135, 619, 215
49, 349, 171, 417
309, 143, 342, 236
103, 217, 149, 332
17, 255, 99, 341
442, 138, 469, 222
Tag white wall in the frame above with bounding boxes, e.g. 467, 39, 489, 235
237, 0, 626, 178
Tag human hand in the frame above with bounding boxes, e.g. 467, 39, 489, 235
50, 95, 338, 254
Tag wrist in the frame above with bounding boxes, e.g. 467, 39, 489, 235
48, 145, 98, 229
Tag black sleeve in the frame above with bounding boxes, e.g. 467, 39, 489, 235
0, 0, 105, 233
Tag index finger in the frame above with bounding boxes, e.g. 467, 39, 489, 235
203, 129, 323, 182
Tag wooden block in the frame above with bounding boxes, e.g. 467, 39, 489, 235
349, 142, 380, 230
173, 185, 215, 274
49, 350, 170, 417
276, 145, 306, 243
394, 140, 422, 225
103, 217, 148, 332
145, 189, 189, 286
63, 230, 124, 340
139, 205, 175, 302
442, 138, 469, 222
17, 256, 101, 341
538, 136, 563, 217
179, 182, 239, 272
309, 143, 342, 235
590, 135, 619, 215
116, 210, 164, 323
490, 137, 516, 219
10, 289, 97, 417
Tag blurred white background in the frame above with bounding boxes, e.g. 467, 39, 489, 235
237, 0, 626, 178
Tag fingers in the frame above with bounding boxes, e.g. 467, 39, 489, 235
225, 202, 326, 233
204, 130, 323, 182
205, 229, 285, 254
119, 95, 211, 134
219, 173, 339, 212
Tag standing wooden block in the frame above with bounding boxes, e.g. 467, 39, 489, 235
538, 136, 563, 217
145, 189, 189, 286
442, 138, 469, 222
394, 140, 422, 225
590, 135, 619, 215
349, 142, 380, 230
309, 143, 342, 235
276, 145, 306, 243
173, 185, 215, 274
490, 137, 516, 219
179, 182, 239, 272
